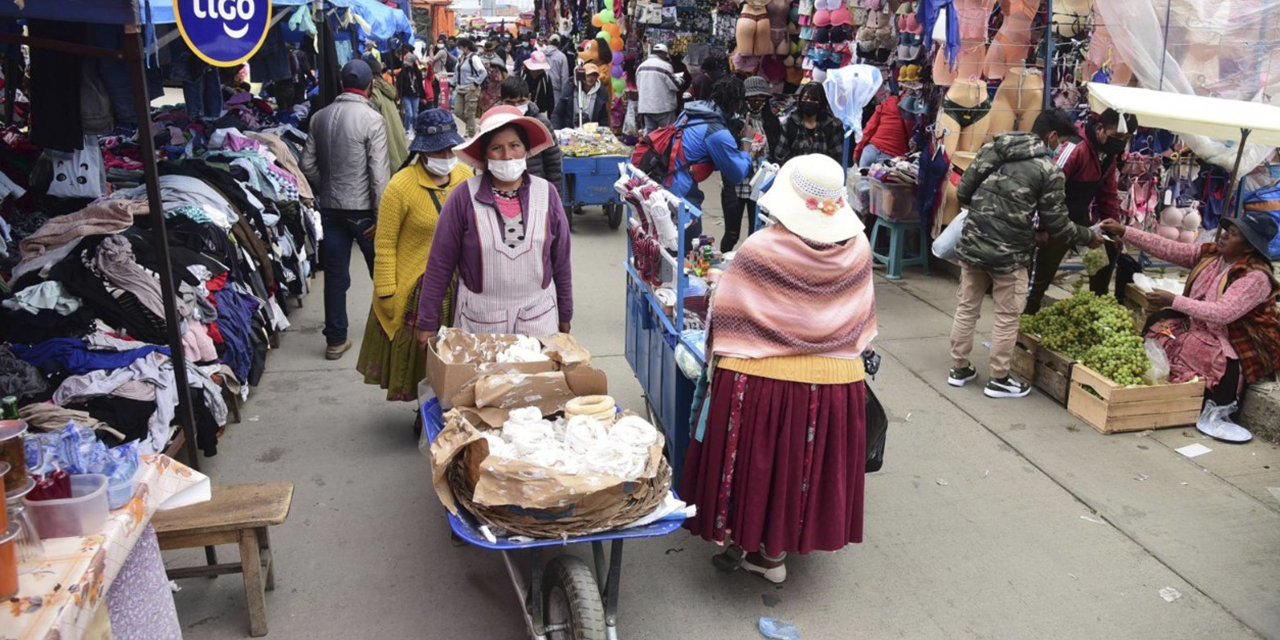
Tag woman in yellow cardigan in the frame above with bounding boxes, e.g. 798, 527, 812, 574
356, 109, 472, 400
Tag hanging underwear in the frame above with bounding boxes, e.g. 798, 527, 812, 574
958, 6, 988, 41
740, 10, 769, 21
942, 95, 993, 128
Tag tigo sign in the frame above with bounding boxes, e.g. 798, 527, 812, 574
174, 0, 273, 67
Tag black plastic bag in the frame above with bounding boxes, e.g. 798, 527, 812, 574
865, 384, 888, 473
1114, 252, 1143, 306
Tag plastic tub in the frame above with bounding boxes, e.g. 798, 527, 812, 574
107, 465, 144, 511
24, 474, 109, 539
871, 180, 919, 221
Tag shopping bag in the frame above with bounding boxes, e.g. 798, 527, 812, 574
931, 208, 968, 263
865, 384, 888, 473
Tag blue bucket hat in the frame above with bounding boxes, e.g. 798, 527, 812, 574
410, 109, 466, 154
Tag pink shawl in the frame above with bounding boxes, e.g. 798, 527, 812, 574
709, 225, 878, 360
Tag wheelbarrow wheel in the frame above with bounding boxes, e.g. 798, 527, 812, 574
543, 555, 607, 640
606, 202, 623, 230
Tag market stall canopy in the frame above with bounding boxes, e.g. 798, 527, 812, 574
144, 0, 411, 42
1087, 83, 1280, 148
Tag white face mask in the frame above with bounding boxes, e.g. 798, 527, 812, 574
488, 157, 527, 182
515, 103, 530, 115
425, 155, 458, 176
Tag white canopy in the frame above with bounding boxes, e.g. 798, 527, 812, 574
1087, 83, 1280, 148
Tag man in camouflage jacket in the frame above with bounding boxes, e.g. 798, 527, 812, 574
948, 109, 1101, 399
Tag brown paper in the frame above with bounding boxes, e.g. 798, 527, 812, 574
428, 407, 666, 515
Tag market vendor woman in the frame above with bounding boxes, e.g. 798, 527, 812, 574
416, 105, 572, 346
1100, 213, 1280, 405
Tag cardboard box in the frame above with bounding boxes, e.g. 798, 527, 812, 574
427, 331, 607, 410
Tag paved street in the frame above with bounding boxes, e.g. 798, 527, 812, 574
171, 177, 1280, 640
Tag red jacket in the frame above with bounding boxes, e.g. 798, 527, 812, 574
856, 95, 910, 160
1053, 122, 1121, 224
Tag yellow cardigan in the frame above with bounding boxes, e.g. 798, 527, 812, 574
372, 161, 473, 337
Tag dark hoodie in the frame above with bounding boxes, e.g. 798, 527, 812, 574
523, 102, 563, 187
955, 131, 1096, 273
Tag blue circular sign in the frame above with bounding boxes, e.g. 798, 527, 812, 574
174, 0, 274, 67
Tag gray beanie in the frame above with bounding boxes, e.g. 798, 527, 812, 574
341, 59, 373, 90
744, 76, 771, 97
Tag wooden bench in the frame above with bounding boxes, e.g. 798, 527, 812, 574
153, 483, 294, 637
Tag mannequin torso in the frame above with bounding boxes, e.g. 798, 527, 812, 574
983, 0, 1042, 80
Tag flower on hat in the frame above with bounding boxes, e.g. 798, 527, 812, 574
805, 195, 845, 216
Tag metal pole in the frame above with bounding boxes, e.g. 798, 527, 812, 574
1158, 0, 1173, 90
1226, 128, 1252, 220
1043, 0, 1054, 112
123, 25, 203, 472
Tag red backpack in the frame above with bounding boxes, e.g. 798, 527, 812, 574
630, 116, 715, 187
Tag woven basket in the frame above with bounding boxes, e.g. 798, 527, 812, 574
447, 455, 673, 538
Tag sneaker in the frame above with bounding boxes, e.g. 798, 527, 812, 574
325, 339, 353, 360
948, 364, 978, 387
985, 376, 1032, 399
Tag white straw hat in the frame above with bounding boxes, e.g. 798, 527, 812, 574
757, 154, 863, 243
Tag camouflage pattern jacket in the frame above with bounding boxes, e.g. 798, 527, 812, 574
955, 132, 1096, 273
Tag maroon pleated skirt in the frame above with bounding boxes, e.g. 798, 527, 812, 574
680, 369, 867, 557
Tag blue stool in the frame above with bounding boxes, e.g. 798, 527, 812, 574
869, 217, 931, 280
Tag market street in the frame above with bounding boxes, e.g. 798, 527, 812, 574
168, 178, 1280, 640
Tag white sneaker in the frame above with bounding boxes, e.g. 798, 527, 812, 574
985, 376, 1032, 399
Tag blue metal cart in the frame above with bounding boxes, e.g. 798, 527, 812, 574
561, 155, 627, 230
420, 397, 686, 640
618, 164, 705, 482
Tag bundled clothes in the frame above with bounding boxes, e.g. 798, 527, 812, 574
683, 225, 878, 556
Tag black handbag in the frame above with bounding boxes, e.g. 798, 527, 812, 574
865, 384, 888, 473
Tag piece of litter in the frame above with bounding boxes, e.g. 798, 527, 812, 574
1068, 573, 1078, 580
759, 617, 801, 640
248, 415, 260, 422
936, 478, 949, 486
1159, 587, 1182, 603
1080, 514, 1106, 525
982, 340, 992, 349
1134, 473, 1149, 482
983, 470, 991, 478
1267, 487, 1280, 504
169, 581, 181, 592
905, 412, 913, 422
479, 525, 498, 544
1181, 482, 1188, 486
1176, 443, 1213, 458
1135, 430, 1153, 438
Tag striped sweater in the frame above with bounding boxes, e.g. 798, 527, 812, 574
708, 225, 878, 366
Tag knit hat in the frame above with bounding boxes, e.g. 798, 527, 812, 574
341, 60, 373, 90
453, 105, 554, 169
744, 76, 771, 97
758, 154, 863, 243
409, 109, 466, 155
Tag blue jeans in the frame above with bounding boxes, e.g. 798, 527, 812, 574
859, 143, 894, 168
402, 96, 420, 130
321, 212, 376, 346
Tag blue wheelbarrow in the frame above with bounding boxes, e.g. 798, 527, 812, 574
561, 155, 627, 230
419, 395, 686, 640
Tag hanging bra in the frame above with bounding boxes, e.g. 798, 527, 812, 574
942, 95, 993, 128
958, 6, 989, 41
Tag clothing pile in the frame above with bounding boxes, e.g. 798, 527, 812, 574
1, 100, 321, 458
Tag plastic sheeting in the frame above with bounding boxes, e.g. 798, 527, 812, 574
1087, 83, 1280, 149
1094, 0, 1280, 171
823, 64, 883, 142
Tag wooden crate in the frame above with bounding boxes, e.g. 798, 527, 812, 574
1123, 284, 1159, 330
1066, 363, 1204, 434
1011, 332, 1075, 406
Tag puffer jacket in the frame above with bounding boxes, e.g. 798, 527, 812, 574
300, 92, 391, 211
955, 131, 1095, 273
667, 101, 751, 202
524, 103, 563, 187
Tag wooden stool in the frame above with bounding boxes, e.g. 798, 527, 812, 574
154, 483, 294, 637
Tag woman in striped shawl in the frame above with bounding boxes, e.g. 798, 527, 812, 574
681, 154, 878, 583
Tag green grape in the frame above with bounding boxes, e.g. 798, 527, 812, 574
1082, 247, 1110, 276
1022, 290, 1150, 385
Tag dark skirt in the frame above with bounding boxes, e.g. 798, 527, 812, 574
680, 368, 867, 556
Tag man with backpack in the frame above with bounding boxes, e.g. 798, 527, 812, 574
633, 77, 754, 242
454, 37, 488, 136
637, 44, 680, 133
